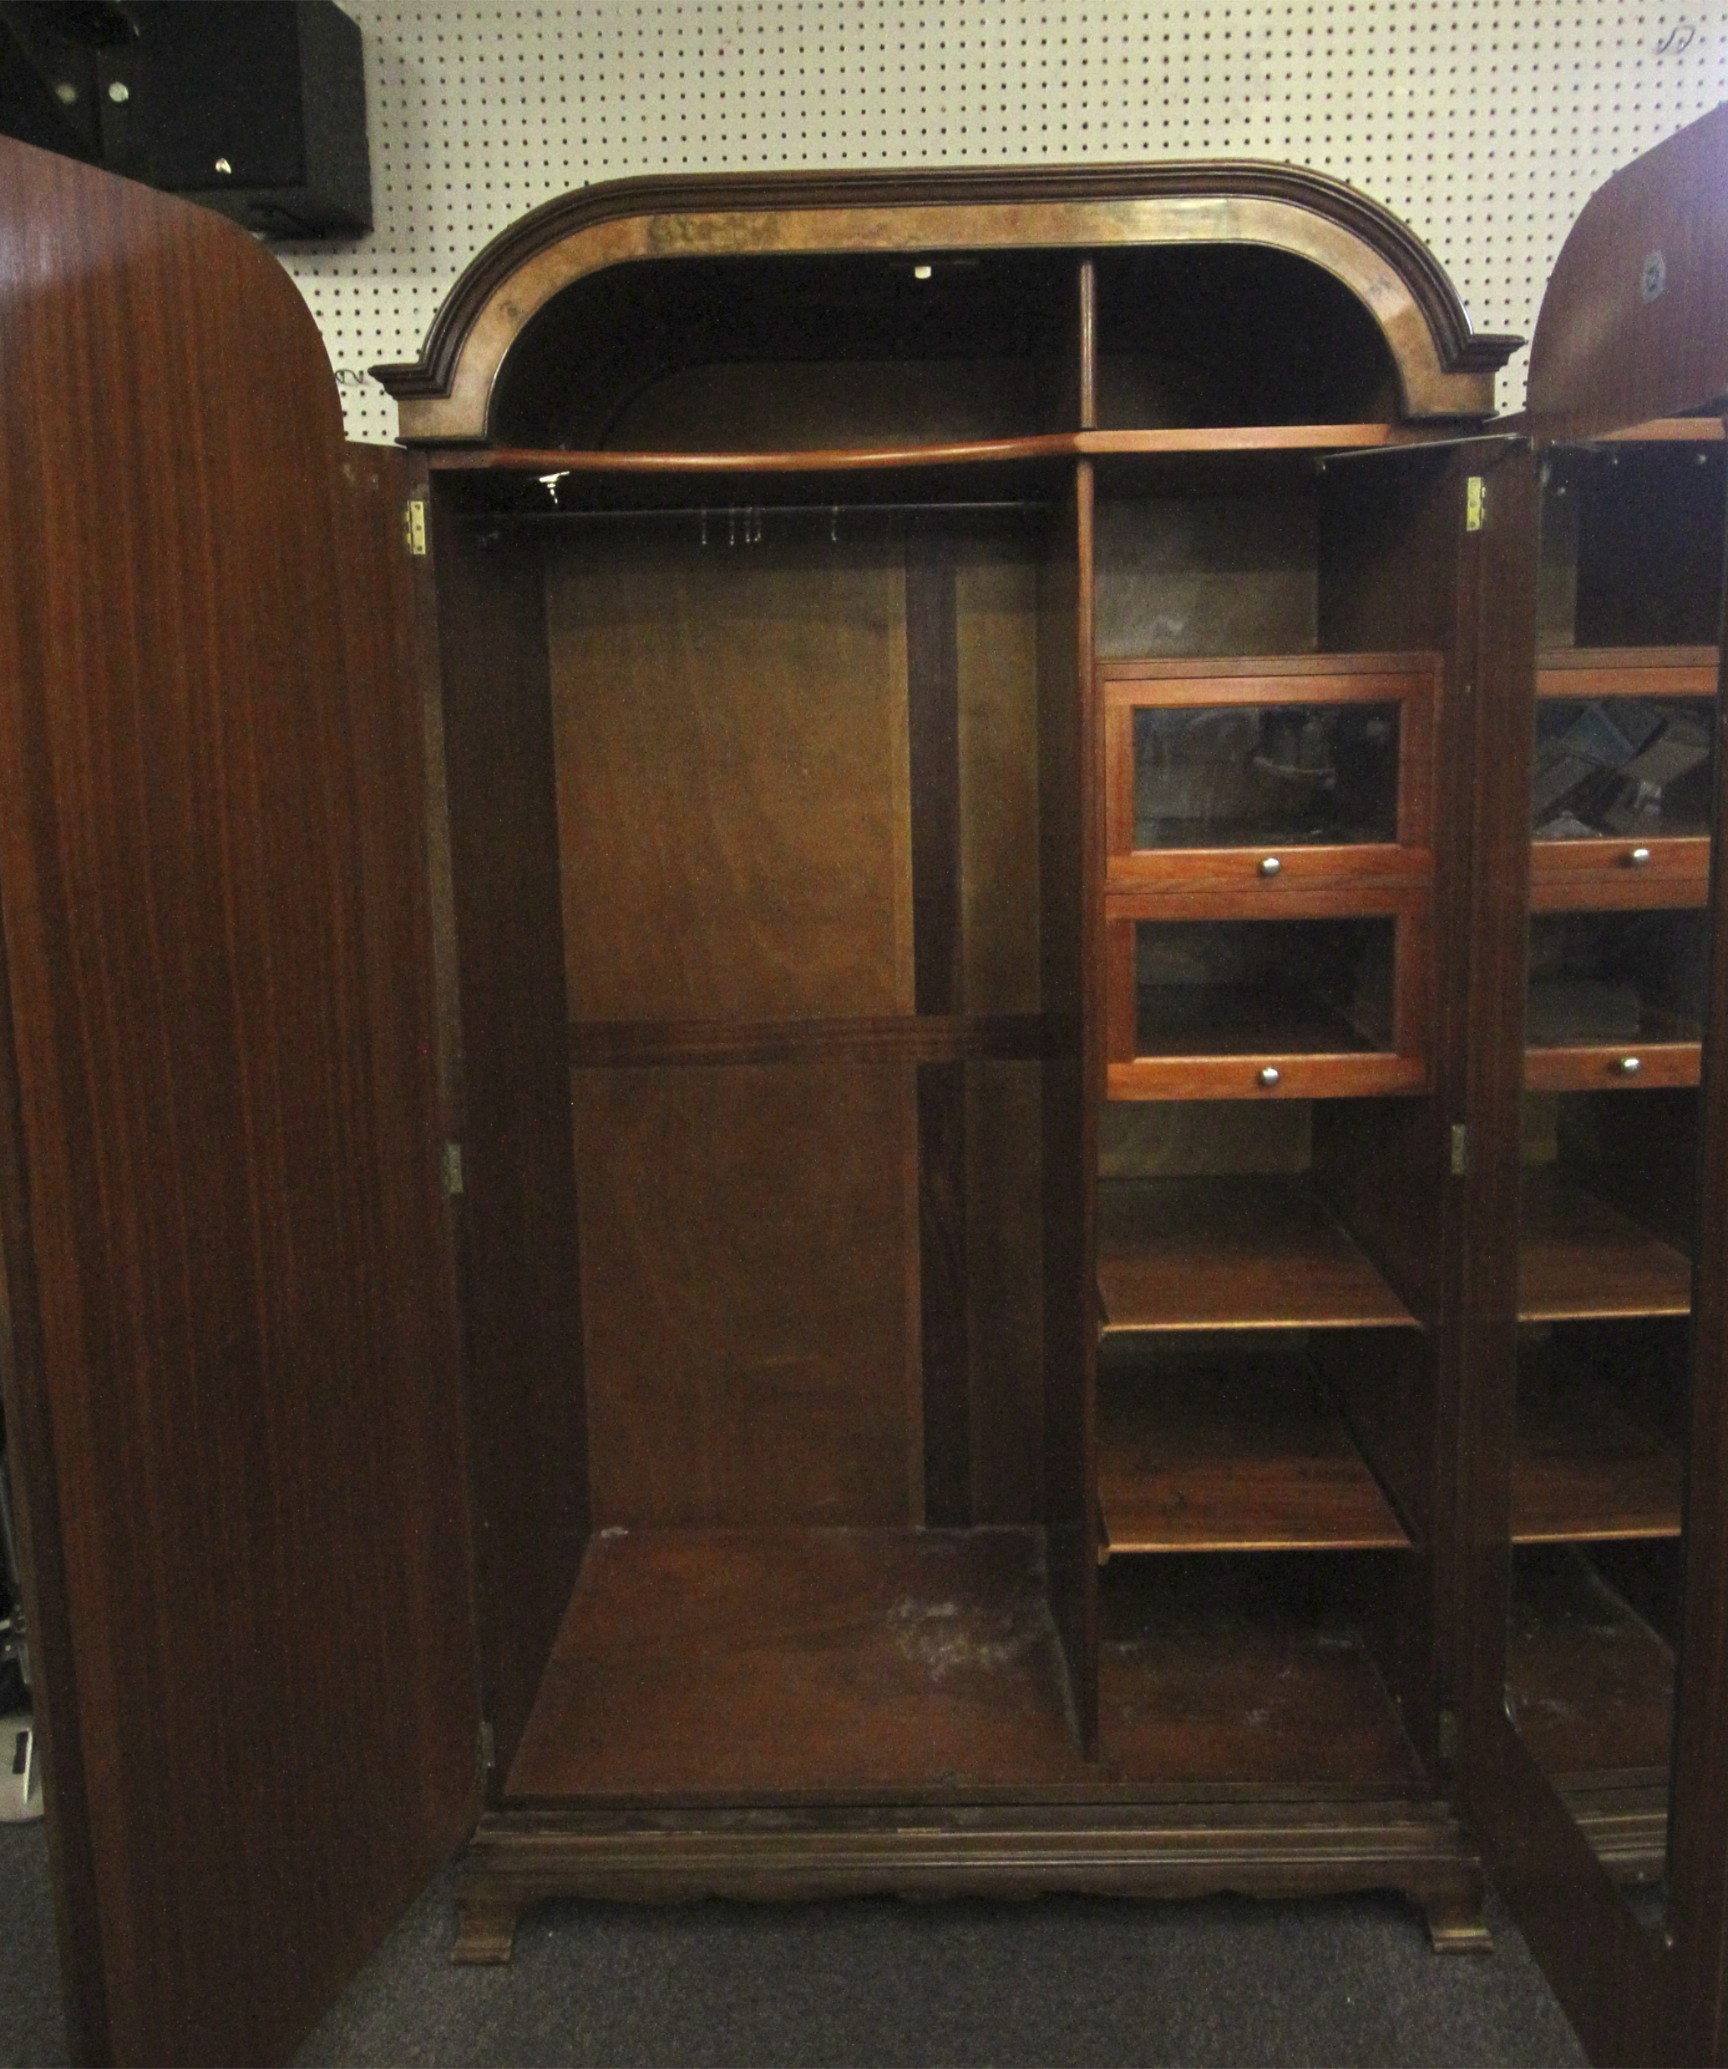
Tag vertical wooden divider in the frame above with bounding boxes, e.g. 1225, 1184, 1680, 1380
432, 504, 591, 1779
1661, 437, 1728, 2067
908, 541, 971, 1526
1040, 457, 1100, 1753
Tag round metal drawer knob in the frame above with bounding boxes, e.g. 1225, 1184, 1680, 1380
1258, 855, 1282, 878
1628, 846, 1652, 867
1615, 1056, 1643, 1076
1257, 1066, 1282, 1088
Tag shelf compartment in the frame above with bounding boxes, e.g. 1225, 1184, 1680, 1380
1098, 1177, 1419, 1335
1097, 1349, 1410, 1556
1105, 900, 1430, 1101
1517, 1171, 1692, 1322
1506, 1545, 1673, 1787
1512, 1363, 1683, 1544
1098, 1553, 1426, 1792
505, 1528, 1081, 1802
1101, 653, 1439, 892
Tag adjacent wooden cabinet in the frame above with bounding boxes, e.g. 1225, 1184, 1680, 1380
9, 108, 1728, 2067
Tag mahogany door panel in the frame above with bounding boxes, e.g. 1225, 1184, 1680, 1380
0, 141, 477, 2065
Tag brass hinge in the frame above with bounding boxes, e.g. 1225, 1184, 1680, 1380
441, 1142, 465, 1196
1464, 476, 1486, 532
404, 497, 428, 556
1450, 1123, 1469, 1177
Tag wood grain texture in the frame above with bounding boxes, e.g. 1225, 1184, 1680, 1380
0, 139, 476, 2067
1092, 497, 1318, 662
1097, 1353, 1409, 1555
574, 1063, 922, 1530
433, 426, 1457, 476
1528, 844, 1710, 908
1512, 1367, 1683, 1544
1523, 1042, 1700, 1091
455, 1798, 1483, 1961
1518, 1171, 1694, 1321
964, 1061, 1046, 1525
957, 555, 1044, 1013
1537, 645, 1720, 698
568, 1011, 1047, 1067
431, 504, 593, 1781
907, 546, 969, 1523
1039, 467, 1099, 1748
1097, 1178, 1419, 1333
1098, 1556, 1427, 1792
504, 1528, 1080, 1800
1529, 101, 1728, 442
1507, 1548, 1674, 1784
547, 537, 913, 1022
379, 162, 1513, 441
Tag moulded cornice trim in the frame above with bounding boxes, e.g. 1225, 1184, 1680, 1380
375, 161, 1522, 443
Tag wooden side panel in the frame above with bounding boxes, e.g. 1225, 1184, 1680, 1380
0, 141, 476, 2065
432, 515, 591, 1781
574, 1064, 922, 1528
546, 539, 914, 1023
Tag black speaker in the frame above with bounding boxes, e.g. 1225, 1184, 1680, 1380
0, 1, 370, 238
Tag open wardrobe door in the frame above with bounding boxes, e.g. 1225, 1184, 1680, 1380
0, 139, 479, 2065
1455, 100, 1728, 2068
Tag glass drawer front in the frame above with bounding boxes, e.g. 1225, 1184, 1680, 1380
1132, 702, 1401, 850
1526, 910, 1707, 1051
1135, 917, 1397, 1059
1532, 697, 1715, 843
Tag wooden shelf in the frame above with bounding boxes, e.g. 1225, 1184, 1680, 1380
1536, 646, 1720, 699
1098, 1178, 1419, 1335
1507, 1547, 1673, 1785
505, 1528, 1081, 1802
1098, 1555, 1426, 1792
433, 425, 1432, 477
1512, 1367, 1683, 1543
1518, 1172, 1692, 1322
1098, 1353, 1410, 1556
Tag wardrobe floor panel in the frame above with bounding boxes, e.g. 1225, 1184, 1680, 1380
505, 1527, 1082, 1802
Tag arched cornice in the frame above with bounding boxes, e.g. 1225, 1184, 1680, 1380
376, 162, 1521, 444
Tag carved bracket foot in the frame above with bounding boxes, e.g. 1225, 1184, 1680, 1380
1416, 1870, 1494, 1955
451, 1892, 524, 1965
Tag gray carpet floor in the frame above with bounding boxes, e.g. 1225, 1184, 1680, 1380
2, 1819, 1587, 2066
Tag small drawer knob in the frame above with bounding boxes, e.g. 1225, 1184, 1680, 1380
1628, 846, 1652, 867
1615, 1055, 1643, 1076
1258, 855, 1283, 878
1257, 1066, 1282, 1088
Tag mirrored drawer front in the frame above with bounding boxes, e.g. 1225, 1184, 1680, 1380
1106, 896, 1430, 1100
1102, 654, 1439, 893
1525, 907, 1708, 1090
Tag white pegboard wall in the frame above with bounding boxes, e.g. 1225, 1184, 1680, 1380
278, 2, 1728, 443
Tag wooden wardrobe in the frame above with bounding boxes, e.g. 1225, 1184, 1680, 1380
6, 102, 1728, 2067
